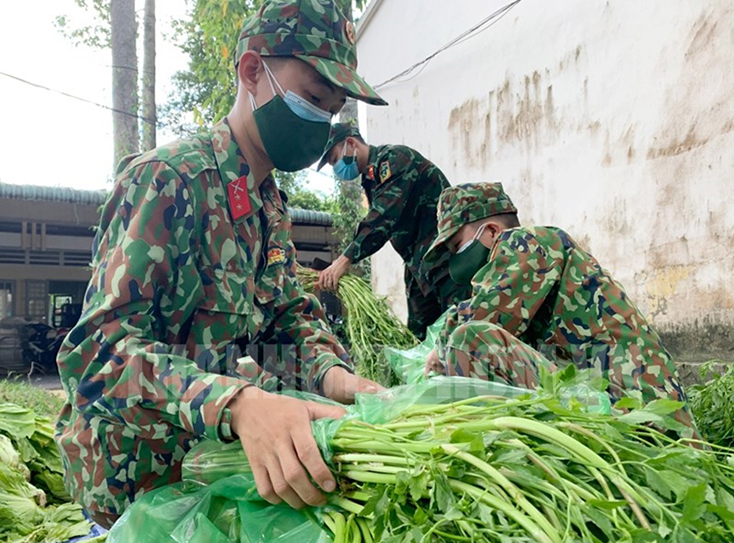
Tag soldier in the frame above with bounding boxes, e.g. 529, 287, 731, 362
422, 182, 694, 434
55, 0, 387, 528
316, 123, 470, 339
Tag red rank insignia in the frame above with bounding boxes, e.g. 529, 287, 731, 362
227, 176, 251, 220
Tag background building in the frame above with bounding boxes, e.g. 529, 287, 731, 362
0, 181, 337, 368
356, 0, 734, 370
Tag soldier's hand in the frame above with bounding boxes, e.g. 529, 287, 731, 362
424, 348, 444, 376
322, 365, 384, 404
317, 255, 351, 291
228, 387, 345, 510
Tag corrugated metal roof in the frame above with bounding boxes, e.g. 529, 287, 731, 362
0, 182, 333, 226
0, 182, 108, 206
290, 208, 332, 226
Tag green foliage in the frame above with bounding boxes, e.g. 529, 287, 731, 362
54, 0, 111, 49
276, 171, 333, 212
689, 361, 734, 448
333, 177, 370, 276
163, 0, 259, 136
326, 392, 734, 542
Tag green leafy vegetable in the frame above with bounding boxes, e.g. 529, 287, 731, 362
689, 361, 734, 448
0, 402, 91, 542
297, 268, 418, 386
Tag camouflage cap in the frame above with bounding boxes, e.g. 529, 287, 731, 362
317, 122, 363, 170
236, 0, 387, 106
423, 182, 518, 264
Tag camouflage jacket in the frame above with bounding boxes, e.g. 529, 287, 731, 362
438, 226, 688, 408
343, 145, 450, 294
55, 120, 351, 522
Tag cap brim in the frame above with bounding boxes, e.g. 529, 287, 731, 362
317, 135, 350, 171
297, 55, 388, 107
423, 223, 461, 265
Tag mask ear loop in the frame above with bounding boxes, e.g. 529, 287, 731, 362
341, 139, 357, 163
262, 61, 283, 96
249, 59, 281, 112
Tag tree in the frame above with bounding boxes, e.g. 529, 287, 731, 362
141, 0, 156, 151
110, 0, 139, 164
55, 0, 111, 49
55, 0, 158, 166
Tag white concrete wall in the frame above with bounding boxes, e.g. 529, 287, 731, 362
356, 0, 734, 332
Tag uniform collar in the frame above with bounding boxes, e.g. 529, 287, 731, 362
211, 118, 263, 218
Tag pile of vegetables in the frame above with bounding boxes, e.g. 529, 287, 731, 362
322, 396, 734, 543
297, 267, 417, 386
178, 377, 734, 542
0, 402, 92, 543
689, 361, 734, 449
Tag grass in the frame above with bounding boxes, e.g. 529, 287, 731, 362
0, 377, 65, 419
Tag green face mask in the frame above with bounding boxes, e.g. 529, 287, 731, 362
449, 224, 491, 286
249, 63, 332, 172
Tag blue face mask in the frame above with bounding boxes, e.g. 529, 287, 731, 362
333, 141, 360, 180
262, 62, 332, 123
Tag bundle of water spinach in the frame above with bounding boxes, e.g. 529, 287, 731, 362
326, 396, 734, 543
297, 267, 417, 386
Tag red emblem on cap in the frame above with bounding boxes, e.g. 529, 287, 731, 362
227, 176, 251, 220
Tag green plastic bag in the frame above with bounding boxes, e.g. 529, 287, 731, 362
107, 390, 342, 543
383, 313, 446, 384
108, 375, 610, 543
106, 473, 330, 543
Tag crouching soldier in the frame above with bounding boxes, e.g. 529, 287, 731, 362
422, 182, 695, 436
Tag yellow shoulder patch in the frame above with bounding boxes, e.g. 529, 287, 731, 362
379, 161, 392, 183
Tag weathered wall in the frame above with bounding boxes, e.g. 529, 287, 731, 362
356, 0, 734, 366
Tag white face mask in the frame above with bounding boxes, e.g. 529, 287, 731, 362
456, 223, 489, 254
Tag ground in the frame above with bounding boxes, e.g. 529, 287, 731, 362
0, 375, 65, 419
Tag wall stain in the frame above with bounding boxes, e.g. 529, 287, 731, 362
646, 7, 734, 161
645, 265, 693, 322
446, 42, 591, 170
685, 13, 718, 57
447, 98, 482, 168
601, 130, 612, 166
447, 68, 565, 169
647, 124, 712, 159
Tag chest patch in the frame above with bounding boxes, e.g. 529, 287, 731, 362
267, 247, 286, 266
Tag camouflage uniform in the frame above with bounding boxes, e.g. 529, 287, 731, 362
424, 183, 694, 433
55, 0, 385, 528
318, 124, 470, 339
